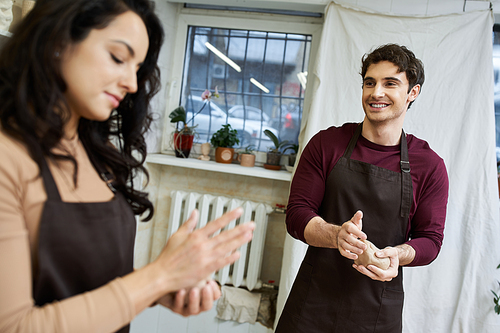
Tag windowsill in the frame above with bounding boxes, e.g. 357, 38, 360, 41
146, 153, 292, 182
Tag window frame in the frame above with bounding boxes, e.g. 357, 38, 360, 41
161, 8, 323, 164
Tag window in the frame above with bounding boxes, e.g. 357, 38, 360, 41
179, 27, 312, 151
163, 11, 322, 157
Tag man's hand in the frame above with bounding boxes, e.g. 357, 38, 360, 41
337, 210, 367, 260
353, 246, 399, 281
352, 244, 415, 281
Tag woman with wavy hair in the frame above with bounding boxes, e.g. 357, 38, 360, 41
0, 1, 254, 332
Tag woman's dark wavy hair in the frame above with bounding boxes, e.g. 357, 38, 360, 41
360, 44, 425, 109
0, 0, 164, 221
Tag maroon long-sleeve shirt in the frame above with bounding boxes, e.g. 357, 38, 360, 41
286, 123, 449, 266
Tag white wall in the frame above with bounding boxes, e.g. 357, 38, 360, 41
145, 0, 181, 153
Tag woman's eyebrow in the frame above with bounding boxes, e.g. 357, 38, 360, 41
111, 39, 135, 57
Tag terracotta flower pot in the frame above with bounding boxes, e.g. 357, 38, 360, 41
238, 153, 255, 167
173, 132, 194, 158
215, 147, 236, 164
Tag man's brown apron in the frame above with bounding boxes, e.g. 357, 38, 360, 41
276, 123, 412, 333
33, 155, 136, 333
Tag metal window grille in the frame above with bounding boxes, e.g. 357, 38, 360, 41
180, 26, 312, 151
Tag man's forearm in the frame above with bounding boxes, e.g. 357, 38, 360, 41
303, 215, 416, 267
303, 216, 340, 248
395, 244, 415, 266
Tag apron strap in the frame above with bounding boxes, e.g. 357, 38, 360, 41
400, 131, 412, 218
343, 123, 362, 158
40, 158, 62, 202
343, 122, 412, 218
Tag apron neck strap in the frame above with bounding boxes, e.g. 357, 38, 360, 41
40, 158, 62, 202
343, 123, 362, 159
400, 131, 412, 218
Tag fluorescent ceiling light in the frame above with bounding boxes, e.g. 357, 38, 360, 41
205, 42, 241, 73
297, 71, 308, 90
250, 78, 270, 93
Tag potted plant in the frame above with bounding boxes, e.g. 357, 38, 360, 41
169, 106, 195, 158
284, 143, 299, 167
492, 263, 500, 314
169, 87, 219, 158
210, 124, 240, 163
238, 145, 256, 167
263, 129, 289, 170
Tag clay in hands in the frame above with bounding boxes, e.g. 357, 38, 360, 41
354, 239, 390, 270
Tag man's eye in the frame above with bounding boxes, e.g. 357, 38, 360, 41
111, 54, 123, 64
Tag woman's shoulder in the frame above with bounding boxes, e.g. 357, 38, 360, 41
0, 129, 39, 183
0, 129, 32, 161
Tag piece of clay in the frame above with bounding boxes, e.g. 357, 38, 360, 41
354, 239, 390, 270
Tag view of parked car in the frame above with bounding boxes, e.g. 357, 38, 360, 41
184, 96, 278, 150
269, 103, 301, 145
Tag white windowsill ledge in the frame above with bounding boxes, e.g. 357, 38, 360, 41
146, 153, 292, 182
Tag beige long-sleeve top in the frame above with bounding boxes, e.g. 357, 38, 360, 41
0, 129, 136, 332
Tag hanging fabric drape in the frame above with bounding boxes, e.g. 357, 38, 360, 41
276, 2, 500, 332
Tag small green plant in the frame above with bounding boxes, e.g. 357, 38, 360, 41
492, 263, 500, 315
283, 143, 299, 167
169, 106, 196, 135
264, 129, 289, 153
241, 145, 256, 155
169, 88, 219, 135
210, 124, 240, 148
169, 106, 187, 127
284, 143, 299, 155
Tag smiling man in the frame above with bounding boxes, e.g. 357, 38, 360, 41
275, 44, 449, 333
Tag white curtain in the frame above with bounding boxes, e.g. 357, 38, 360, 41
276, 2, 500, 332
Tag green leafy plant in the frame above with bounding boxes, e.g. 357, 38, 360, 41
241, 145, 256, 155
169, 88, 219, 135
169, 106, 194, 134
492, 263, 500, 315
283, 143, 299, 155
283, 143, 299, 167
210, 124, 240, 148
264, 129, 289, 153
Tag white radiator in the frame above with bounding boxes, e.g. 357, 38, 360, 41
167, 190, 273, 291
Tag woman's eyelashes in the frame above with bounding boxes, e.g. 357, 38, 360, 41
110, 53, 123, 64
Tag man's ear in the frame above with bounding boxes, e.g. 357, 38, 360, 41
408, 84, 421, 102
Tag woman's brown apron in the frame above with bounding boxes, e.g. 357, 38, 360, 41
276, 123, 412, 333
33, 156, 136, 333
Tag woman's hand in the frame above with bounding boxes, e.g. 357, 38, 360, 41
157, 280, 221, 317
153, 207, 255, 296
122, 207, 253, 315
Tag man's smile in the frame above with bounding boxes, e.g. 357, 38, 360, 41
368, 102, 390, 109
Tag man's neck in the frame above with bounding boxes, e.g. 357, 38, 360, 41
361, 118, 403, 146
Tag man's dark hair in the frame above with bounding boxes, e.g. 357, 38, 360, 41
361, 44, 425, 109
